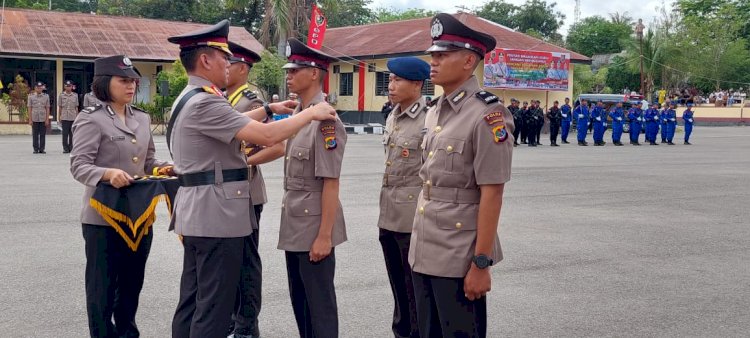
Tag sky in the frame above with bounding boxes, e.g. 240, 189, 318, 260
368, 0, 676, 36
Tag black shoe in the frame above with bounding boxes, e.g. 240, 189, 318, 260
562, 140, 569, 144
668, 142, 675, 145
634, 142, 641, 146
39, 150, 46, 154
684, 141, 691, 145
650, 142, 658, 145
33, 150, 39, 154
521, 141, 527, 144
551, 143, 559, 147
529, 143, 537, 147
615, 142, 623, 146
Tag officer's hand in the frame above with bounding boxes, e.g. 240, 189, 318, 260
464, 265, 491, 301
156, 165, 175, 176
269, 100, 298, 115
309, 236, 332, 262
308, 102, 337, 121
106, 168, 134, 188
45, 120, 50, 127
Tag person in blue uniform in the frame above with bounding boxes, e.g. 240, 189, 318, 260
575, 98, 590, 146
609, 102, 625, 146
665, 102, 677, 145
645, 103, 660, 145
560, 97, 572, 144
683, 103, 695, 145
660, 101, 669, 143
627, 104, 643, 145
591, 100, 606, 146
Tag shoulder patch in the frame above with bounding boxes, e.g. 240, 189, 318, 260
476, 91, 499, 105
320, 123, 337, 150
483, 111, 505, 125
130, 105, 146, 114
241, 88, 258, 101
484, 111, 508, 143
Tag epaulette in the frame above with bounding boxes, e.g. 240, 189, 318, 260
131, 105, 146, 114
241, 88, 258, 101
476, 91, 499, 105
81, 105, 101, 114
201, 85, 225, 98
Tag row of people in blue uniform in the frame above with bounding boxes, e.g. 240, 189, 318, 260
569, 99, 696, 146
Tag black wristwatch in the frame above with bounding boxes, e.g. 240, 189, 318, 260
263, 102, 274, 120
472, 254, 493, 269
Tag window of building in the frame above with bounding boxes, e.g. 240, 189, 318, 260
368, 63, 377, 72
339, 73, 353, 96
333, 65, 340, 74
375, 71, 390, 96
421, 78, 435, 96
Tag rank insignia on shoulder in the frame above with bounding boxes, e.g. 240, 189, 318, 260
493, 125, 508, 143
421, 127, 428, 135
451, 91, 466, 103
321, 123, 337, 150
242, 89, 258, 101
476, 91, 499, 104
81, 106, 98, 114
483, 111, 504, 125
202, 86, 225, 97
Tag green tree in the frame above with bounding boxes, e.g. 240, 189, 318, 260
324, 0, 374, 27
7, 75, 31, 121
249, 50, 288, 99
566, 16, 633, 57
155, 60, 188, 109
605, 56, 640, 93
573, 65, 610, 97
513, 0, 565, 41
372, 7, 438, 23
473, 0, 518, 28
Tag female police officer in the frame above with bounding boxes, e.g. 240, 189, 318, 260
70, 55, 171, 337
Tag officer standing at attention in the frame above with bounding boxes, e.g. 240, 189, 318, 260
665, 102, 677, 145
560, 97, 572, 144
58, 80, 80, 153
378, 56, 430, 338
27, 81, 50, 154
627, 104, 643, 145
279, 38, 347, 338
83, 84, 103, 108
546, 100, 562, 146
683, 103, 695, 145
645, 103, 660, 145
225, 41, 281, 338
411, 13, 514, 337
660, 101, 669, 144
523, 101, 538, 147
508, 99, 521, 146
167, 21, 337, 338
591, 100, 606, 146
609, 102, 625, 146
574, 98, 590, 146
533, 100, 545, 145
519, 101, 529, 144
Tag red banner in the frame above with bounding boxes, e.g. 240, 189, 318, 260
307, 4, 327, 50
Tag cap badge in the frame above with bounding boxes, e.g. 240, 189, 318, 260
285, 44, 292, 58
430, 18, 443, 39
122, 57, 132, 67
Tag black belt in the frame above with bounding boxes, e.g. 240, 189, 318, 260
178, 168, 248, 187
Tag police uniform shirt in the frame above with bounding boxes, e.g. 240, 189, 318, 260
59, 91, 80, 121
83, 92, 102, 108
378, 97, 427, 233
278, 92, 347, 252
70, 104, 167, 226
228, 85, 268, 208
28, 92, 50, 122
409, 76, 514, 278
171, 75, 254, 238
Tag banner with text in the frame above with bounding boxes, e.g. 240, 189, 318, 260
483, 48, 570, 91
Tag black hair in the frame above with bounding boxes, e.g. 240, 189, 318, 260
180, 46, 216, 72
92, 75, 113, 102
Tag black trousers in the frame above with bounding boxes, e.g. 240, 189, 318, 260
412, 272, 487, 338
32, 122, 46, 151
536, 123, 543, 144
231, 204, 264, 336
549, 122, 560, 144
82, 224, 153, 338
525, 123, 537, 145
379, 229, 419, 338
62, 120, 74, 152
512, 119, 522, 144
285, 250, 338, 338
172, 236, 243, 338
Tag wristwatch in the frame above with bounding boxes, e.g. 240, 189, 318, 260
262, 102, 274, 120
472, 254, 493, 269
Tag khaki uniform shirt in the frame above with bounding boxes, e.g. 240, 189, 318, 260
409, 76, 515, 278
278, 92, 347, 252
70, 104, 167, 226
377, 97, 428, 233
170, 75, 254, 238
58, 92, 80, 121
228, 85, 268, 209
27, 93, 50, 122
83, 92, 102, 108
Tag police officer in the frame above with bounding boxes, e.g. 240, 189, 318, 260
627, 104, 643, 145
378, 56, 430, 338
645, 103, 660, 145
547, 100, 562, 146
27, 81, 50, 153
70, 54, 172, 338
522, 101, 537, 146
591, 100, 606, 146
574, 98, 590, 146
411, 13, 514, 337
225, 41, 277, 338
83, 84, 102, 108
660, 101, 669, 143
533, 100, 545, 145
519, 101, 529, 144
508, 99, 522, 146
665, 102, 677, 145
167, 21, 336, 338
609, 102, 625, 146
279, 38, 347, 338
58, 80, 80, 153
560, 97, 572, 144
683, 103, 695, 145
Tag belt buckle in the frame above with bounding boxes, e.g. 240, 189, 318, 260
424, 180, 431, 200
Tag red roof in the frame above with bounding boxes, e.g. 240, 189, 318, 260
0, 8, 263, 61
321, 12, 588, 62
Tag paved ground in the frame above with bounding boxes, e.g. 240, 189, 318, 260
1, 126, 749, 337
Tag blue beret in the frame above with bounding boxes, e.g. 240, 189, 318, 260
387, 57, 430, 81
686, 103, 694, 107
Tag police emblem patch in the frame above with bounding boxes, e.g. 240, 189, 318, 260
431, 18, 443, 39
483, 111, 504, 125
123, 56, 132, 66
321, 124, 337, 150
493, 125, 508, 143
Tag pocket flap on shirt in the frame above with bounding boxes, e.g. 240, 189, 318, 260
290, 199, 322, 217
291, 147, 310, 161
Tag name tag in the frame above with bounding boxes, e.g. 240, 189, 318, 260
110, 135, 126, 141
